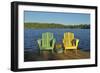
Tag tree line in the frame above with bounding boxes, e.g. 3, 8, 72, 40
24, 22, 90, 29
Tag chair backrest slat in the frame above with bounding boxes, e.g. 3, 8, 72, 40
42, 32, 53, 48
64, 32, 74, 47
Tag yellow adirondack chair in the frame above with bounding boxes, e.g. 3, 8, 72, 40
63, 32, 79, 54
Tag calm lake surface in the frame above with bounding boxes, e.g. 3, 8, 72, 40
24, 29, 90, 51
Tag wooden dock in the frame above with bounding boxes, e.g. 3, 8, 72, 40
24, 49, 90, 61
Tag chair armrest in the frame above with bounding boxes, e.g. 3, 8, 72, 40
52, 38, 56, 48
63, 39, 65, 44
37, 39, 42, 49
75, 39, 79, 48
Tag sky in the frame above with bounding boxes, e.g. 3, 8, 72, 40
24, 11, 90, 25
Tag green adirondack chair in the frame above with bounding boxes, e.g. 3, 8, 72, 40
37, 32, 56, 53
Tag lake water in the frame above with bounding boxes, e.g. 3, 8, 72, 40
24, 29, 90, 51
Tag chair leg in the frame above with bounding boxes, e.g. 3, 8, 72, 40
52, 50, 53, 54
64, 50, 66, 54
75, 49, 77, 55
39, 50, 43, 56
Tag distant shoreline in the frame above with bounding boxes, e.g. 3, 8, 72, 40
24, 22, 90, 29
